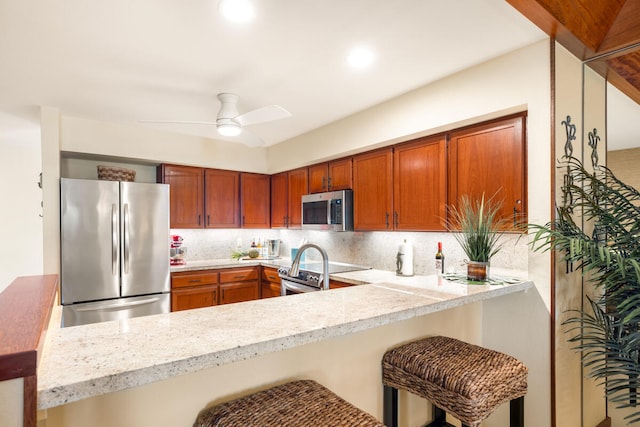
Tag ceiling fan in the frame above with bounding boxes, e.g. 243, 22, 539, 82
141, 93, 291, 147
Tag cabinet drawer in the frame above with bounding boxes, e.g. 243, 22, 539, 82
220, 267, 259, 283
171, 285, 219, 311
171, 271, 219, 289
261, 267, 281, 283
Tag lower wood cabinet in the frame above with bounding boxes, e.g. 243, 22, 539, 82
219, 267, 260, 305
329, 279, 354, 289
261, 266, 282, 298
171, 266, 260, 311
172, 285, 219, 312
171, 270, 220, 312
171, 266, 357, 311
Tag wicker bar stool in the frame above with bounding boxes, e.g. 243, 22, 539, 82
194, 379, 384, 427
382, 336, 527, 427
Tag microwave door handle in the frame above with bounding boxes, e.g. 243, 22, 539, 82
327, 200, 333, 225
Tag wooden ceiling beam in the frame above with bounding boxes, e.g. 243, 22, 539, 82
599, 0, 640, 53
506, 0, 594, 59
508, 0, 640, 105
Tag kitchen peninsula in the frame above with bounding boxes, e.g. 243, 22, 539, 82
37, 266, 532, 427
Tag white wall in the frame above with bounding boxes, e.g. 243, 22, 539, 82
60, 115, 269, 173
0, 125, 43, 292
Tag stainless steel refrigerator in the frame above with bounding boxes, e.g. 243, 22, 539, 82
60, 177, 170, 327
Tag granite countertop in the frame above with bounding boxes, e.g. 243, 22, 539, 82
37, 267, 532, 410
170, 257, 379, 284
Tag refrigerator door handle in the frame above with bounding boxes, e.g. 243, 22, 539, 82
123, 203, 130, 275
74, 296, 162, 312
111, 203, 118, 276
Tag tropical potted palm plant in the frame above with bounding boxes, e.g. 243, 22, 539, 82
529, 156, 640, 424
448, 194, 506, 281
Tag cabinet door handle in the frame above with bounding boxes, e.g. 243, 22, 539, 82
189, 279, 202, 283
327, 176, 332, 190
385, 212, 390, 229
513, 199, 522, 227
207, 214, 211, 226
198, 215, 201, 226
394, 211, 399, 228
234, 275, 245, 279
242, 215, 246, 225
322, 176, 326, 191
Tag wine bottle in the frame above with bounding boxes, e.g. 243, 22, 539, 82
435, 242, 444, 276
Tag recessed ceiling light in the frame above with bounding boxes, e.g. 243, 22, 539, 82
347, 46, 375, 68
219, 0, 254, 23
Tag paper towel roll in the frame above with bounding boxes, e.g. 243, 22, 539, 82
396, 240, 414, 276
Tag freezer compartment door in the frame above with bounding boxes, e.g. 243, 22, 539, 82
120, 182, 170, 297
60, 178, 121, 304
61, 293, 170, 327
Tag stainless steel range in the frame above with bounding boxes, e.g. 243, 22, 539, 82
278, 243, 370, 295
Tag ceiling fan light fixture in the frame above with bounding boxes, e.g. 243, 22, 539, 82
217, 122, 242, 137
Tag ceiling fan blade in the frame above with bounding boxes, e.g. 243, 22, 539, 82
139, 120, 216, 126
237, 128, 265, 147
236, 105, 291, 126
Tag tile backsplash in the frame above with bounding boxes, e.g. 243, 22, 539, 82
172, 228, 528, 275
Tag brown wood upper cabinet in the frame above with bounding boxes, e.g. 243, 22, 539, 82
393, 136, 447, 231
159, 164, 204, 228
288, 167, 308, 228
160, 164, 240, 229
240, 173, 270, 228
270, 172, 288, 228
205, 169, 240, 228
353, 148, 394, 231
308, 158, 352, 193
271, 168, 308, 228
160, 164, 270, 229
447, 114, 526, 230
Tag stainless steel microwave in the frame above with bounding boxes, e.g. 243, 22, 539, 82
301, 189, 353, 231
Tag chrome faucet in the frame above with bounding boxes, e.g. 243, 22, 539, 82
288, 243, 330, 290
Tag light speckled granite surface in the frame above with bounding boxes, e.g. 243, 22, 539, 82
37, 266, 532, 410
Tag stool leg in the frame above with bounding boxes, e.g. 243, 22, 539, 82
510, 396, 524, 427
424, 406, 452, 426
383, 385, 398, 427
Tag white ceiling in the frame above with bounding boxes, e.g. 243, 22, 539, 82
0, 0, 549, 147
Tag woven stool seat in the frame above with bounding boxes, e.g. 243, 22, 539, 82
194, 379, 384, 427
382, 336, 527, 427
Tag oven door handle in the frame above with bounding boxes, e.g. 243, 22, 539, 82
281, 279, 319, 295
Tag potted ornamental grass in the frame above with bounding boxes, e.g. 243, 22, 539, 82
529, 156, 640, 424
448, 194, 507, 281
